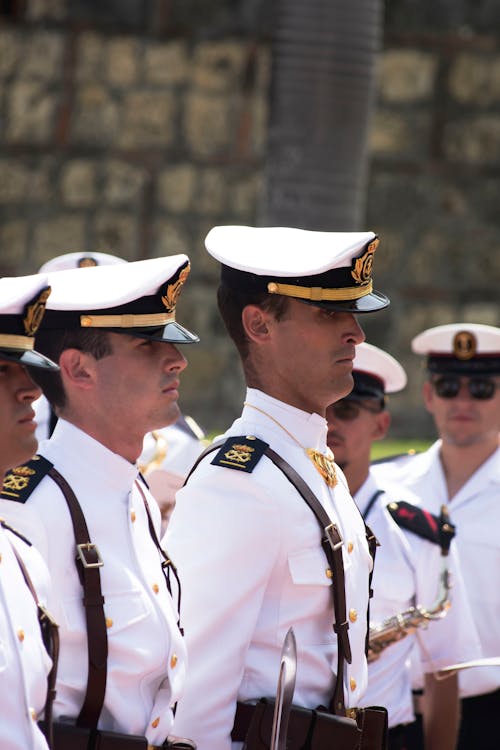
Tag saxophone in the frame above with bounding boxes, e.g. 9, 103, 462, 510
367, 505, 455, 663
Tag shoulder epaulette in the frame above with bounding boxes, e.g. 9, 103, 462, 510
387, 500, 456, 552
1, 455, 53, 503
210, 435, 269, 473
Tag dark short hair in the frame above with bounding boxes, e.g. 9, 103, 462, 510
216, 283, 290, 360
30, 328, 112, 410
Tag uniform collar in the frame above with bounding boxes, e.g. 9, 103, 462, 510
243, 388, 328, 452
41, 418, 139, 494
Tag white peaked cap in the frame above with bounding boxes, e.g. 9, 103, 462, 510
205, 225, 390, 313
38, 251, 126, 273
0, 274, 58, 369
353, 342, 407, 394
39, 255, 199, 345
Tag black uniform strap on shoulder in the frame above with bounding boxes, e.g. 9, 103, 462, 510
185, 438, 351, 717
1, 519, 59, 750
387, 501, 456, 553
134, 479, 184, 636
0, 455, 53, 503
46, 466, 108, 731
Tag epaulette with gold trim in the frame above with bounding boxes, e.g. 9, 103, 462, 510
210, 435, 269, 473
1, 455, 53, 503
387, 500, 456, 550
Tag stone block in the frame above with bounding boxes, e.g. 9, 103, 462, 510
103, 160, 146, 206
0, 161, 31, 204
17, 31, 64, 81
192, 41, 248, 92
0, 29, 21, 77
151, 219, 191, 258
6, 81, 58, 143
449, 53, 500, 105
444, 115, 500, 164
33, 215, 87, 266
70, 84, 120, 146
378, 50, 438, 102
197, 169, 227, 215
157, 165, 197, 213
0, 219, 28, 272
229, 173, 262, 217
369, 109, 431, 159
25, 0, 66, 21
60, 160, 98, 207
462, 303, 500, 325
105, 37, 141, 87
75, 32, 106, 82
118, 91, 176, 148
184, 92, 235, 157
93, 211, 138, 261
144, 41, 190, 85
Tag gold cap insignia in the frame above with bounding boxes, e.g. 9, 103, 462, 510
78, 257, 98, 268
162, 264, 191, 313
23, 287, 51, 336
351, 238, 379, 286
453, 330, 477, 360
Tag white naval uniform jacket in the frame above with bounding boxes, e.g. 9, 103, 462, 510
166, 389, 373, 750
0, 419, 187, 745
380, 441, 500, 699
0, 525, 52, 750
356, 472, 481, 727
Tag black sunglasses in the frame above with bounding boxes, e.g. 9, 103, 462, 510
329, 400, 383, 421
431, 375, 499, 400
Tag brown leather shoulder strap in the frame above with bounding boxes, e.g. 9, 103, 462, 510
185, 440, 352, 716
47, 467, 108, 730
1, 519, 60, 749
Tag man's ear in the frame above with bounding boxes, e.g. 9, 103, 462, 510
241, 305, 272, 343
373, 409, 391, 441
58, 348, 96, 390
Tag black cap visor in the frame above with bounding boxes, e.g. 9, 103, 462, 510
0, 348, 59, 370
114, 320, 200, 345
299, 289, 390, 314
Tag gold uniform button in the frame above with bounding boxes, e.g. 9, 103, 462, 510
349, 609, 357, 623
106, 618, 113, 629
350, 677, 357, 691
152, 583, 159, 594
151, 717, 160, 729
325, 568, 333, 579
130, 510, 136, 523
17, 628, 25, 642
170, 653, 178, 669
347, 541, 354, 554
30, 707, 37, 721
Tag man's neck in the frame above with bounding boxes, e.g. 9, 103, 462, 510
342, 463, 370, 498
439, 438, 498, 500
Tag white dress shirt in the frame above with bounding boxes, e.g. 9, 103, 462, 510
166, 388, 373, 750
375, 442, 500, 699
0, 524, 52, 750
356, 472, 481, 726
0, 419, 187, 744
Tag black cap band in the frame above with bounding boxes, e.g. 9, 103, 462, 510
427, 355, 500, 376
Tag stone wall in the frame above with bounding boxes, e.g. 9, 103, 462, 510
0, 0, 499, 436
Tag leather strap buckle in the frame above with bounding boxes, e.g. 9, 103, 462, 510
325, 524, 344, 551
345, 707, 358, 720
76, 542, 104, 568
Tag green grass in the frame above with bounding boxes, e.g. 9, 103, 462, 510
370, 439, 432, 461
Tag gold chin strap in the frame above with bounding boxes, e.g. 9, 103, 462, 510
80, 312, 176, 328
267, 280, 372, 302
0, 334, 34, 351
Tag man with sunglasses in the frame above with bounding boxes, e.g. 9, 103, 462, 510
326, 342, 480, 750
373, 323, 500, 750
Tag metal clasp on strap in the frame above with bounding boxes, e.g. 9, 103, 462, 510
325, 523, 344, 552
76, 543, 103, 568
345, 707, 358, 721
